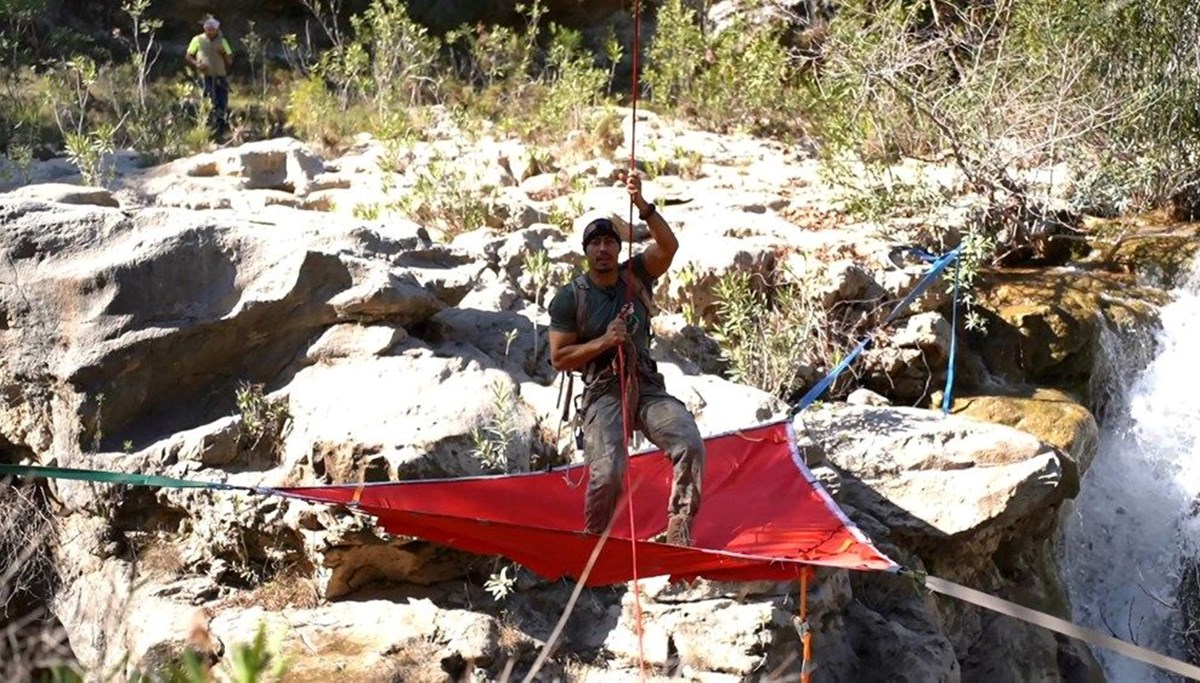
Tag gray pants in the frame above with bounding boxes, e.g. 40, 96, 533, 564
580, 371, 706, 535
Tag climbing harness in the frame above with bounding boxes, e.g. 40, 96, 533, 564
552, 266, 657, 470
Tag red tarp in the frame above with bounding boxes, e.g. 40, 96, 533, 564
276, 421, 896, 585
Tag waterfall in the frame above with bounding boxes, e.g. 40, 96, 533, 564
1062, 256, 1200, 681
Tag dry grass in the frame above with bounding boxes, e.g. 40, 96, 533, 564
135, 534, 187, 579
0, 481, 77, 680
1, 483, 57, 616
223, 566, 321, 611
0, 609, 80, 681
381, 635, 447, 683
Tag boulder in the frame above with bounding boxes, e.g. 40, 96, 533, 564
658, 235, 779, 323
948, 388, 1099, 475
197, 137, 327, 195
651, 313, 728, 376
0, 199, 468, 465
0, 183, 119, 208
802, 405, 1072, 543
976, 268, 1164, 390
875, 264, 952, 317
816, 261, 883, 309
282, 345, 538, 481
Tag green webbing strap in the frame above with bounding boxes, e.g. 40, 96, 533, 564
0, 463, 247, 492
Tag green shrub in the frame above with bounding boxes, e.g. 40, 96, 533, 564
63, 124, 118, 186
814, 0, 1200, 214
350, 0, 443, 106
540, 26, 606, 130
645, 0, 804, 134
286, 75, 353, 146
399, 153, 493, 237
644, 0, 706, 108
712, 268, 852, 402
470, 380, 523, 473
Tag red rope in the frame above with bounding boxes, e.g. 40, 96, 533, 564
622, 1, 646, 678
616, 345, 645, 679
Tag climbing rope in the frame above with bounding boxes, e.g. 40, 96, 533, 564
617, 343, 646, 679
532, 1, 650, 676
797, 568, 814, 683
619, 0, 647, 677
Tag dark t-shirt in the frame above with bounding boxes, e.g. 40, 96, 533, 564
548, 253, 655, 369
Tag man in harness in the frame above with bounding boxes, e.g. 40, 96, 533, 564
548, 173, 706, 547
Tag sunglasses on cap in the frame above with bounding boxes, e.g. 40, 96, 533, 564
582, 218, 620, 247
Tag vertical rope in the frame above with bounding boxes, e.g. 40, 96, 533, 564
617, 345, 646, 680
629, 0, 640, 181
799, 568, 814, 683
622, 1, 646, 679
941, 256, 962, 414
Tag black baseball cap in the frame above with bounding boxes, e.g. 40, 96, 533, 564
582, 218, 620, 248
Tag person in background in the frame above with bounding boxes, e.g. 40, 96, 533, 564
185, 16, 234, 138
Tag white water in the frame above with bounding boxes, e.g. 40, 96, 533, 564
1062, 257, 1200, 681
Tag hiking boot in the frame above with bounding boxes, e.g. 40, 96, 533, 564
665, 515, 693, 547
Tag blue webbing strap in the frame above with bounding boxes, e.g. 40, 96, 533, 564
791, 246, 963, 416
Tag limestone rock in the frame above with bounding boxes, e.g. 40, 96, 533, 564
876, 264, 952, 317
0, 199, 465, 465
847, 388, 891, 406
803, 405, 1072, 541
650, 313, 728, 376
658, 236, 778, 324
977, 268, 1164, 388
949, 388, 1099, 475
1, 183, 119, 208
199, 137, 326, 195
282, 347, 538, 481
818, 261, 882, 309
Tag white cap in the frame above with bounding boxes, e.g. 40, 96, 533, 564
203, 17, 220, 29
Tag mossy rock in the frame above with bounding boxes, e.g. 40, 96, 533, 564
1084, 216, 1200, 288
948, 388, 1099, 475
972, 267, 1166, 389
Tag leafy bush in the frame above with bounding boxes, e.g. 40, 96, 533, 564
712, 268, 852, 402
352, 0, 443, 106
826, 161, 949, 223
813, 0, 1200, 218
470, 380, 524, 473
645, 0, 804, 134
235, 382, 291, 462
63, 125, 118, 186
444, 1, 605, 143
285, 75, 366, 147
533, 25, 607, 136
399, 153, 493, 237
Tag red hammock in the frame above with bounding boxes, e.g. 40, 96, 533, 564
276, 421, 896, 585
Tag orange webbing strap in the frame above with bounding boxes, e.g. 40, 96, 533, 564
797, 567, 815, 683
351, 468, 367, 506
733, 429, 789, 444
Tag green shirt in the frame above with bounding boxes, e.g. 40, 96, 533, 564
187, 34, 233, 77
548, 253, 655, 371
